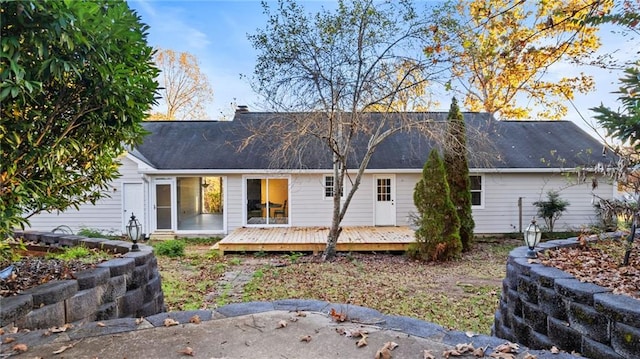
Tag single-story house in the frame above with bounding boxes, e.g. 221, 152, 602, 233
25, 110, 618, 237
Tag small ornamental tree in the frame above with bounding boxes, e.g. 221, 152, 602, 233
410, 149, 462, 261
533, 191, 570, 233
444, 97, 475, 251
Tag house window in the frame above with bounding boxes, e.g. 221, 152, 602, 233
324, 175, 343, 198
470, 175, 482, 206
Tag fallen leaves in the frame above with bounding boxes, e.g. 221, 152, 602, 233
189, 315, 201, 324
375, 341, 398, 359
52, 343, 74, 354
163, 318, 180, 327
540, 238, 640, 300
276, 320, 288, 328
356, 336, 368, 348
178, 346, 195, 356
443, 342, 475, 358
423, 350, 436, 359
12, 343, 28, 353
3, 337, 16, 344
330, 308, 347, 322
300, 335, 312, 342
489, 342, 520, 358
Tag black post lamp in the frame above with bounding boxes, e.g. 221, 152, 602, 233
127, 213, 141, 252
524, 217, 542, 258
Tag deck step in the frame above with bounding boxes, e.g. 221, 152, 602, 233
150, 232, 178, 241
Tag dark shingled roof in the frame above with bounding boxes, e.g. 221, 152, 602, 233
132, 112, 615, 171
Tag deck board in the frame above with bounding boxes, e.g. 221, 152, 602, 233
215, 226, 416, 255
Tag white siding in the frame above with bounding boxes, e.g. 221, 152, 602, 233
25, 157, 142, 235
241, 171, 614, 233
26, 163, 615, 236
395, 174, 421, 226
226, 174, 244, 231
473, 172, 614, 233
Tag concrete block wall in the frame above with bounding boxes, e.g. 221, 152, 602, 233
493, 238, 640, 359
0, 231, 164, 330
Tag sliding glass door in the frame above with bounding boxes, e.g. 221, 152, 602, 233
246, 177, 288, 225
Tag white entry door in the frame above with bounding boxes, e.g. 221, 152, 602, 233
123, 183, 144, 234
374, 175, 396, 226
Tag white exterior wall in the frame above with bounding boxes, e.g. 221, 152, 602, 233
226, 174, 244, 231
226, 171, 614, 233
287, 173, 417, 227
25, 161, 615, 236
395, 173, 421, 226
288, 173, 378, 227
473, 172, 614, 233
25, 156, 142, 235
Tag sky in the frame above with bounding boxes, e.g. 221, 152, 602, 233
127, 0, 638, 138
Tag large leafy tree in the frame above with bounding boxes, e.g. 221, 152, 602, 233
443, 97, 474, 251
147, 48, 213, 121
0, 0, 158, 237
411, 149, 462, 261
592, 64, 640, 148
439, 0, 611, 120
249, 0, 450, 260
589, 1, 639, 266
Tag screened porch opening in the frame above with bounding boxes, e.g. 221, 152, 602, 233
177, 176, 224, 231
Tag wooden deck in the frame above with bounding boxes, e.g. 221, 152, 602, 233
213, 226, 416, 255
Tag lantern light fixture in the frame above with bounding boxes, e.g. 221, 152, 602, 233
524, 217, 542, 258
126, 213, 141, 252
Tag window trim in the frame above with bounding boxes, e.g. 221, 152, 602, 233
323, 175, 344, 200
470, 174, 484, 208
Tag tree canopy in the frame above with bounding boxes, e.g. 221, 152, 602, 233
147, 48, 213, 121
590, 1, 640, 149
0, 0, 158, 237
249, 0, 449, 260
439, 0, 611, 120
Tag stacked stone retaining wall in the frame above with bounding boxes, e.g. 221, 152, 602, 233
0, 231, 164, 330
493, 237, 640, 359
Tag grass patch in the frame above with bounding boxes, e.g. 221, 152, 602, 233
157, 248, 228, 311
242, 240, 517, 334
181, 237, 222, 245
158, 239, 518, 334
45, 245, 112, 263
77, 228, 122, 240
153, 240, 186, 258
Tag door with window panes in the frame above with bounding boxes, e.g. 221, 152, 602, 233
374, 175, 395, 226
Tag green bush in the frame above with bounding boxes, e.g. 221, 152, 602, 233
410, 149, 462, 261
154, 240, 186, 258
533, 191, 570, 233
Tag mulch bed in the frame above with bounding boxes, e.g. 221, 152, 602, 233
540, 237, 640, 300
0, 258, 99, 297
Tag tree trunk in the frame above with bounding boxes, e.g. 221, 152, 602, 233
322, 223, 342, 261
